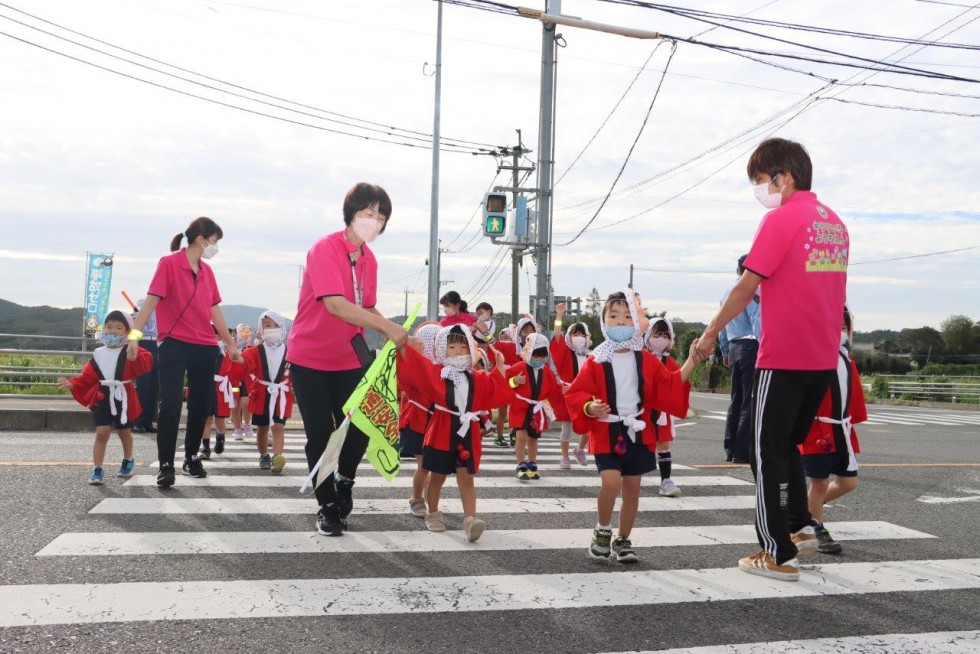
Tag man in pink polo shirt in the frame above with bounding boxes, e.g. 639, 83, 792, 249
696, 138, 848, 582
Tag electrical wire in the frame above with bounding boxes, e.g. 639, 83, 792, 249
0, 3, 501, 153
850, 244, 980, 265
815, 96, 980, 117
442, 172, 502, 250
555, 41, 677, 246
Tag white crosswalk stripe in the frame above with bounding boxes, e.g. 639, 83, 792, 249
9, 421, 969, 646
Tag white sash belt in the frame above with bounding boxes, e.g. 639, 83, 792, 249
99, 379, 131, 424
816, 415, 858, 472
515, 394, 556, 433
259, 379, 290, 419
599, 410, 646, 441
214, 374, 234, 408
433, 404, 482, 437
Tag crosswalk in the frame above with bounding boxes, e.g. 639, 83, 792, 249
701, 407, 980, 427
3, 430, 972, 650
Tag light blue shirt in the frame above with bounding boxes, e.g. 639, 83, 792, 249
137, 299, 158, 339
718, 281, 761, 357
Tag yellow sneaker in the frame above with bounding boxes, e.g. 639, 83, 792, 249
738, 550, 800, 581
271, 454, 287, 474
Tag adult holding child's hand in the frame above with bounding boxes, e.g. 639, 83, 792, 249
129, 216, 241, 488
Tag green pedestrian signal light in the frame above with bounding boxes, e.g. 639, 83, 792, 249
482, 192, 509, 237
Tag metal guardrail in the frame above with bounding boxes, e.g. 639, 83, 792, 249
869, 375, 980, 403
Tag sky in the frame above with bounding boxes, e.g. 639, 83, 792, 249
1, 0, 978, 332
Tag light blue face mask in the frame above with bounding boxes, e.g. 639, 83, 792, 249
528, 358, 547, 369
606, 325, 637, 343
101, 333, 127, 348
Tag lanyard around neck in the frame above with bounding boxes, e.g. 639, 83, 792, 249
349, 254, 362, 308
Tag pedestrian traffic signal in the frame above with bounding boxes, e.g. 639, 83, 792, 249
483, 192, 508, 236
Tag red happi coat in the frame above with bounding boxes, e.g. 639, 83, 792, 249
243, 344, 293, 419
494, 340, 522, 366
565, 350, 690, 456
506, 361, 570, 434
67, 347, 154, 423
651, 354, 682, 443
213, 352, 247, 418
550, 333, 586, 386
799, 352, 866, 456
397, 360, 438, 435
397, 345, 514, 473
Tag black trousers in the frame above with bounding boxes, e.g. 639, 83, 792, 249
156, 338, 220, 466
290, 363, 369, 507
134, 339, 159, 428
750, 368, 834, 564
724, 339, 758, 460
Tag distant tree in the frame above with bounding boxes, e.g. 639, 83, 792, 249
897, 326, 945, 356
584, 287, 602, 319
875, 340, 899, 354
941, 315, 978, 355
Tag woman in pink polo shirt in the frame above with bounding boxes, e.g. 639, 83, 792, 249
287, 182, 408, 537
128, 217, 243, 488
438, 290, 477, 328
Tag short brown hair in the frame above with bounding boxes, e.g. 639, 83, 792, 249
602, 292, 629, 319
746, 138, 812, 191
343, 182, 392, 233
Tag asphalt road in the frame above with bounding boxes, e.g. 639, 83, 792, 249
0, 394, 978, 653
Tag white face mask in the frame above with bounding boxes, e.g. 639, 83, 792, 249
570, 336, 587, 351
352, 216, 383, 243
262, 328, 283, 345
840, 331, 850, 347
648, 336, 671, 354
446, 354, 471, 370
753, 177, 783, 209
202, 242, 219, 259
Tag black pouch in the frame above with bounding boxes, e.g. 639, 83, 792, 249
351, 333, 376, 370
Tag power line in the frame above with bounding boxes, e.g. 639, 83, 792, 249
850, 244, 980, 265
815, 96, 980, 117
556, 41, 677, 247
0, 3, 501, 153
442, 172, 502, 250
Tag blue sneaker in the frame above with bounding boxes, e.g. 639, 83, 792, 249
259, 454, 272, 470
88, 467, 104, 485
118, 457, 136, 478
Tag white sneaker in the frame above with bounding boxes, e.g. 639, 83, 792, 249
659, 478, 682, 497
558, 457, 572, 470
574, 448, 588, 466
233, 428, 244, 441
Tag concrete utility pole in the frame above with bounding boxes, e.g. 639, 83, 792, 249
534, 0, 560, 333
426, 0, 444, 322
494, 131, 534, 323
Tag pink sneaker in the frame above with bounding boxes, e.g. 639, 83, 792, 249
244, 424, 255, 438
574, 448, 588, 466
233, 428, 244, 441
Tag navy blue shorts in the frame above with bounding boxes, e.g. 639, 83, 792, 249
250, 412, 286, 427
803, 449, 858, 479
399, 427, 424, 458
594, 439, 658, 476
422, 445, 475, 476
92, 400, 133, 430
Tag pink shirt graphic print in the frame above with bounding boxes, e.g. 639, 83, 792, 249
743, 191, 848, 371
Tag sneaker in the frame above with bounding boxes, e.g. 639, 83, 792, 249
409, 498, 427, 518
182, 456, 207, 478
463, 516, 486, 542
271, 454, 287, 474
509, 430, 516, 447
244, 424, 255, 438
559, 456, 572, 470
815, 526, 842, 555
611, 536, 638, 563
484, 427, 498, 441
659, 478, 682, 497
233, 428, 244, 441
516, 463, 530, 481
425, 510, 446, 532
336, 476, 355, 519
589, 527, 613, 560
791, 525, 819, 557
725, 449, 734, 462
259, 454, 272, 470
88, 467, 104, 485
316, 503, 346, 537
738, 550, 800, 581
117, 457, 136, 478
526, 462, 540, 480
574, 448, 588, 466
494, 433, 509, 448
199, 446, 211, 461
156, 462, 175, 487
214, 434, 225, 455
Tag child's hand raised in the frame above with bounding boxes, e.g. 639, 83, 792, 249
512, 373, 527, 386
556, 302, 566, 317
56, 378, 72, 389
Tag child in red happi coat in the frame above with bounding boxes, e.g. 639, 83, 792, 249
397, 321, 441, 518
242, 310, 292, 474
644, 317, 685, 499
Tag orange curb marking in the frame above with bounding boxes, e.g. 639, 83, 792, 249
693, 462, 980, 469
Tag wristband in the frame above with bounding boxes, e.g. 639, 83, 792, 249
508, 377, 519, 389
554, 320, 563, 328
127, 329, 144, 342
583, 400, 594, 418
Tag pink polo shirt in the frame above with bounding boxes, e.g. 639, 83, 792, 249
146, 249, 222, 346
440, 312, 477, 328
287, 230, 378, 372
743, 191, 848, 371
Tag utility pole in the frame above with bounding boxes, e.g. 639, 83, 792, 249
534, 0, 559, 333
628, 264, 634, 289
494, 130, 534, 323
403, 288, 412, 318
426, 0, 444, 322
